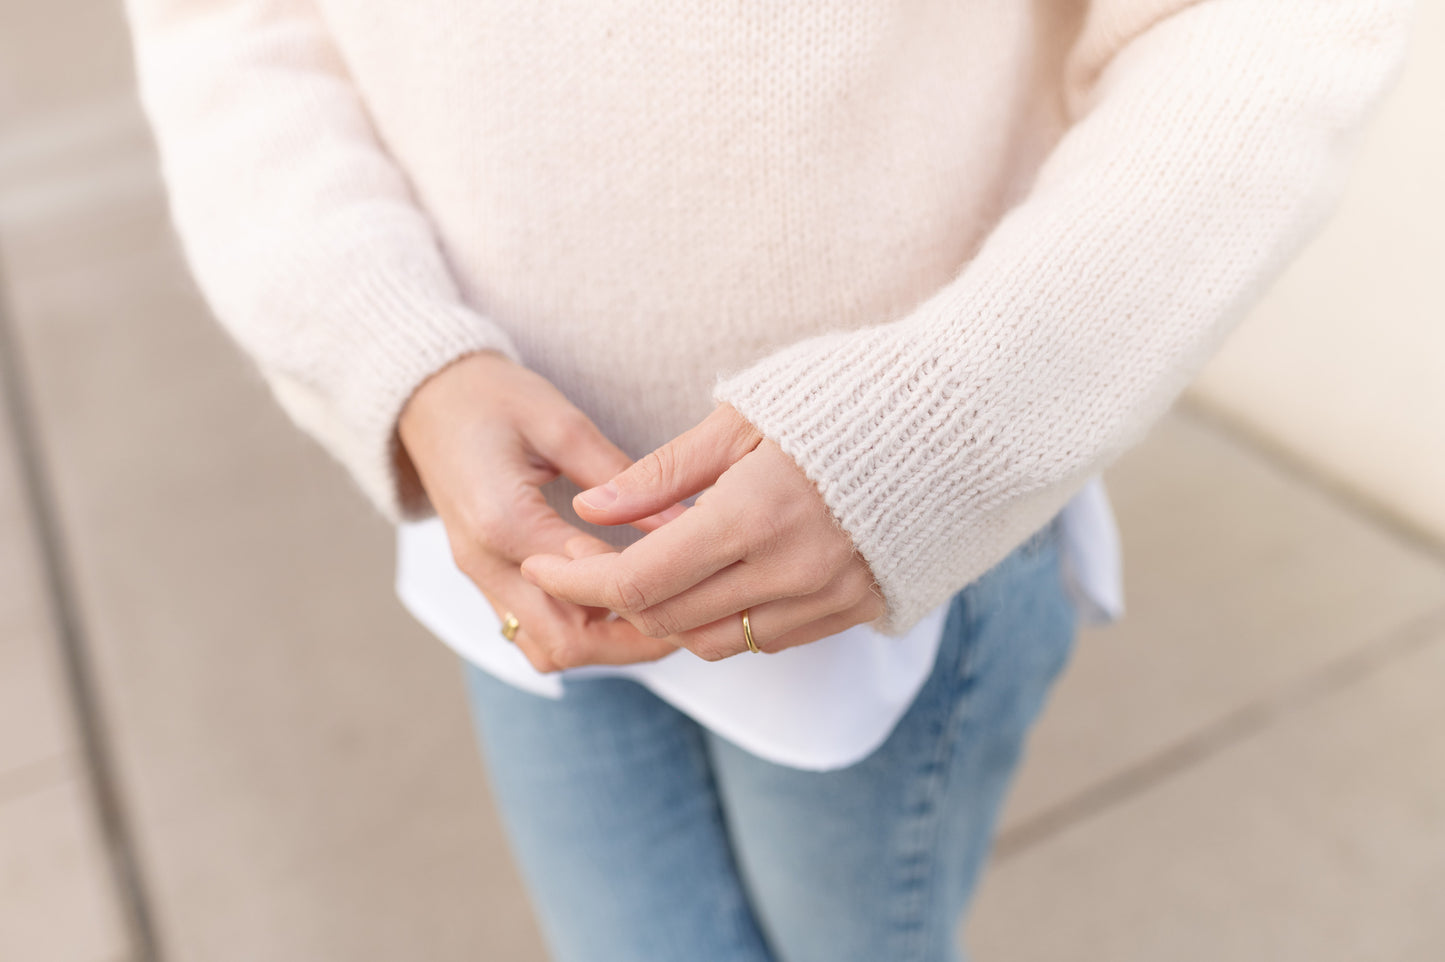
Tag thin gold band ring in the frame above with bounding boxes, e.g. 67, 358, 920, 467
741, 608, 760, 654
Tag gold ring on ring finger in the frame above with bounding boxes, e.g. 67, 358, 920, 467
741, 608, 760, 654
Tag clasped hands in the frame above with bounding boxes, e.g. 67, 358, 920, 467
397, 350, 884, 673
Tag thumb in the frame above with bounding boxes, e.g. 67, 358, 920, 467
573, 404, 762, 525
527, 407, 634, 493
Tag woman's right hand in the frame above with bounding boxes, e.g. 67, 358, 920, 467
397, 350, 678, 672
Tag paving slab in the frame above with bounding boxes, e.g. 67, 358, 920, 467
0, 775, 132, 962
969, 617, 1445, 961
2, 160, 548, 962
1000, 412, 1445, 836
0, 352, 74, 782
0, 240, 131, 961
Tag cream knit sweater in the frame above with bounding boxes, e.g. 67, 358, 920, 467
124, 0, 1409, 635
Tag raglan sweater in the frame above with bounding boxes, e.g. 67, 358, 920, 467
123, 0, 1410, 636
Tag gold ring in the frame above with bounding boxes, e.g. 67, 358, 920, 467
741, 608, 760, 654
500, 612, 521, 642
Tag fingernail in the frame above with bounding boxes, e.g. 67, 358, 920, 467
656, 503, 686, 523
578, 481, 619, 509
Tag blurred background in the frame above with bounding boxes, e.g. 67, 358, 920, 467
1, 1, 1442, 960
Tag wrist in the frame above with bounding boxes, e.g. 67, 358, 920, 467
394, 348, 517, 517
397, 348, 515, 452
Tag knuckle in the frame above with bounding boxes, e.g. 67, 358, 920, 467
632, 610, 665, 640
693, 640, 730, 663
637, 443, 680, 489
605, 571, 650, 614
463, 502, 512, 552
522, 645, 559, 674
448, 539, 486, 578
789, 557, 835, 596
743, 511, 785, 559
684, 627, 736, 662
543, 642, 582, 671
636, 605, 680, 640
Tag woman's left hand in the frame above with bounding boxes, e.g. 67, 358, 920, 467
520, 405, 885, 660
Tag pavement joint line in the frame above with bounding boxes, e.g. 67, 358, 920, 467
1179, 396, 1445, 570
0, 752, 74, 805
994, 601, 1445, 862
0, 259, 162, 960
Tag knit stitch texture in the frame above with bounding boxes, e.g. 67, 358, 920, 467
124, 0, 1410, 634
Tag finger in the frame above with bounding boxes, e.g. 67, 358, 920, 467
670, 577, 872, 658
557, 609, 679, 666
477, 483, 597, 563
555, 534, 627, 619
464, 530, 611, 624
521, 496, 745, 618
573, 404, 762, 526
679, 592, 883, 662
633, 556, 871, 637
526, 405, 635, 494
481, 564, 676, 672
560, 536, 632, 616
564, 532, 619, 559
560, 530, 674, 623
522, 407, 689, 535
626, 501, 690, 535
473, 472, 677, 564
756, 595, 884, 654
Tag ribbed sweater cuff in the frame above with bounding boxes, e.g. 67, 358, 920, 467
711, 317, 1034, 637
265, 286, 522, 525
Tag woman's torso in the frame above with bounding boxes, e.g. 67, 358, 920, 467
319, 1, 1075, 482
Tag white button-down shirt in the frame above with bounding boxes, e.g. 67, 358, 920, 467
395, 478, 1122, 771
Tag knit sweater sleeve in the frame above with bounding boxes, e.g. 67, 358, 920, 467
712, 0, 1412, 636
122, 0, 521, 521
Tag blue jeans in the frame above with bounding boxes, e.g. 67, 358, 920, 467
463, 517, 1076, 962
